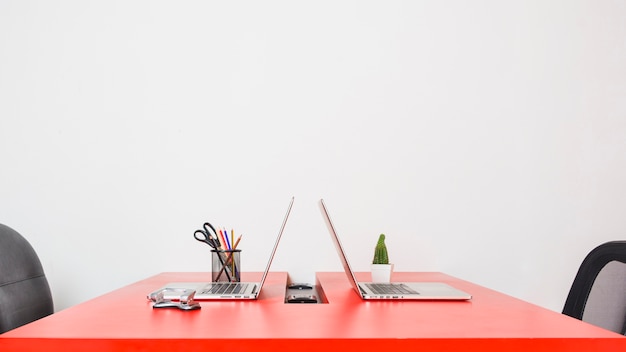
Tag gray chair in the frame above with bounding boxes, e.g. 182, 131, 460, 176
0, 223, 54, 334
562, 241, 626, 335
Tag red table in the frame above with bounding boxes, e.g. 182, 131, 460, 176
1, 271, 624, 351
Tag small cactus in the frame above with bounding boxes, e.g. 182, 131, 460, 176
372, 234, 389, 264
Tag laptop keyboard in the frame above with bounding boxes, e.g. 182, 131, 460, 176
202, 283, 250, 295
365, 283, 418, 295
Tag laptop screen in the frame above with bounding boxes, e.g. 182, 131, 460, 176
319, 199, 363, 297
257, 196, 294, 290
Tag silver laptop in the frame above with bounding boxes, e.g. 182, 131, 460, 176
153, 197, 294, 300
319, 199, 472, 300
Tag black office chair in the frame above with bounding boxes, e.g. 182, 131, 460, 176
0, 223, 54, 334
562, 241, 626, 335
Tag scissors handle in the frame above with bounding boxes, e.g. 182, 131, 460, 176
194, 230, 214, 246
203, 222, 218, 235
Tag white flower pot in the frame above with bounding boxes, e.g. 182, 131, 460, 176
371, 264, 394, 283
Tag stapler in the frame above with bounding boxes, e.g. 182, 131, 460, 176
148, 288, 201, 310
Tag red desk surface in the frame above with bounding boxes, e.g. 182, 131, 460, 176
1, 271, 624, 351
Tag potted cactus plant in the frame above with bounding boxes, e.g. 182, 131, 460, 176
371, 234, 393, 283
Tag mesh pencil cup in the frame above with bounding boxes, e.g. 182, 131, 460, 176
211, 249, 241, 282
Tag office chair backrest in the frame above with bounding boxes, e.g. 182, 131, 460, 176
0, 223, 54, 334
562, 241, 626, 335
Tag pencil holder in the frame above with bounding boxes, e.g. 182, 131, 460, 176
211, 249, 241, 282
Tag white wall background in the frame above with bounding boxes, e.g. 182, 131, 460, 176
1, 0, 625, 312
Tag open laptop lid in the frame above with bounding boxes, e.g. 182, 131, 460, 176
319, 199, 364, 298
256, 196, 294, 292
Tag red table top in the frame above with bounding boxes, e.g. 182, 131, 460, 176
1, 271, 624, 352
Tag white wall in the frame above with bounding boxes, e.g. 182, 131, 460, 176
1, 0, 625, 312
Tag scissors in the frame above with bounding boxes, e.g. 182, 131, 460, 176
194, 222, 221, 249
193, 222, 232, 281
